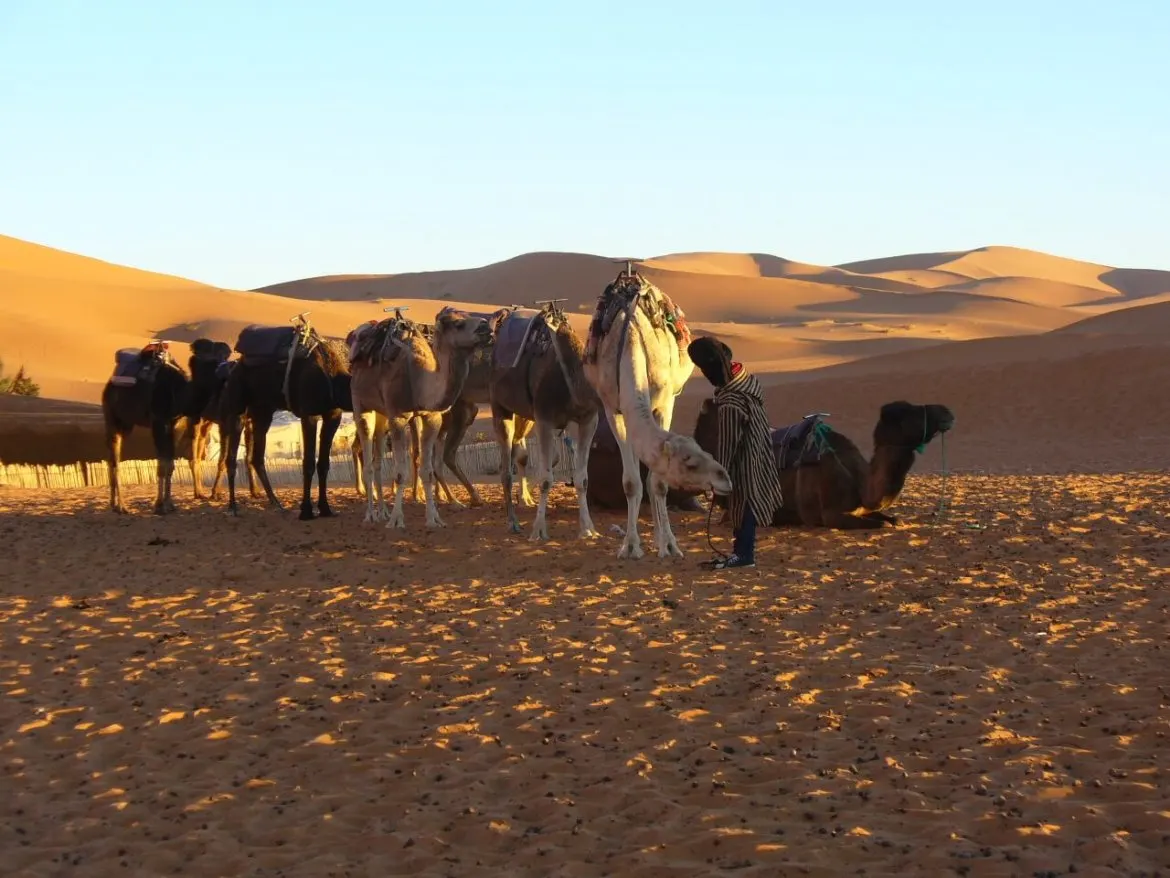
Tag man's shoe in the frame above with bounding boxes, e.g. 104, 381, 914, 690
707, 553, 755, 570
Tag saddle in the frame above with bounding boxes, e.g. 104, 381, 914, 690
234, 323, 318, 364
584, 270, 691, 363
492, 308, 547, 369
347, 316, 426, 366
108, 343, 173, 388
771, 414, 833, 471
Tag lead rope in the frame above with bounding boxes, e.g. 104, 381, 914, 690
704, 492, 729, 564
934, 431, 950, 520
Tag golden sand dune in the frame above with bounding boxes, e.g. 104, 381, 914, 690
4, 234, 1166, 411
1, 477, 1167, 877
839, 244, 1170, 303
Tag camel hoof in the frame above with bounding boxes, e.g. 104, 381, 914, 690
426, 518, 447, 530
469, 496, 484, 508
579, 528, 600, 540
617, 541, 644, 560
111, 505, 129, 515
298, 508, 316, 521
317, 505, 335, 518
153, 503, 167, 516
528, 527, 549, 542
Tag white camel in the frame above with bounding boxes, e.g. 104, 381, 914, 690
582, 269, 732, 559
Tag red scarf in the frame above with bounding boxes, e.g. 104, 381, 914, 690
730, 361, 744, 378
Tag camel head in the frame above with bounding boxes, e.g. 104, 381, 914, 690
187, 338, 231, 385
875, 401, 955, 452
432, 308, 492, 352
655, 431, 732, 495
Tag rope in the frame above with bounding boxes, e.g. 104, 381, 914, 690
932, 431, 950, 520
704, 491, 730, 564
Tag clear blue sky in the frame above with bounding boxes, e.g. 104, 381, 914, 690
2, 1, 1166, 290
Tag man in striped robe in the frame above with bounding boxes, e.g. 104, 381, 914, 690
688, 337, 783, 570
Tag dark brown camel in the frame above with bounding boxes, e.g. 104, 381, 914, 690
220, 314, 352, 520
693, 399, 955, 529
101, 338, 231, 514
585, 412, 706, 513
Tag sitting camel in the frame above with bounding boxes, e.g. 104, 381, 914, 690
101, 337, 235, 514
693, 399, 955, 529
488, 299, 601, 541
582, 266, 732, 559
585, 412, 706, 513
350, 308, 492, 529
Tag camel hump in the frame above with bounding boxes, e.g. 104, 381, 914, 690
491, 308, 544, 369
235, 324, 298, 362
772, 414, 832, 471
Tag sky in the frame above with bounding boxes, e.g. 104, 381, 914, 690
1, 1, 1167, 290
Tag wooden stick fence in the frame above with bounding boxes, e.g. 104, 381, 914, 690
0, 441, 577, 490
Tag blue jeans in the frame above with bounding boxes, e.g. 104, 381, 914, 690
733, 503, 757, 562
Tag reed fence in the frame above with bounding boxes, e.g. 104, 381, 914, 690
0, 441, 576, 490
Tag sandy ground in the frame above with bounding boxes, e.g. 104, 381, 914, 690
2, 477, 1168, 877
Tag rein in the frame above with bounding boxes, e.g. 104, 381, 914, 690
704, 491, 729, 564
915, 409, 950, 519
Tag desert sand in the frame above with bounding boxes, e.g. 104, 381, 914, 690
2, 235, 1170, 876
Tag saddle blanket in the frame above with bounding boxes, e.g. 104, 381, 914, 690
771, 414, 832, 470
492, 308, 546, 369
234, 325, 297, 361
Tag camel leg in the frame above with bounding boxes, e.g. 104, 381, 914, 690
386, 420, 410, 530
529, 418, 557, 542
608, 410, 644, 560
106, 426, 128, 514
410, 416, 425, 504
351, 435, 365, 499
190, 419, 210, 500
210, 421, 228, 501
419, 413, 445, 529
298, 416, 320, 521
150, 417, 177, 516
823, 511, 885, 530
371, 417, 389, 521
493, 407, 522, 534
248, 409, 284, 510
440, 400, 478, 507
648, 402, 684, 559
242, 417, 260, 498
514, 417, 536, 507
570, 411, 600, 540
223, 415, 243, 515
355, 410, 381, 522
315, 412, 341, 517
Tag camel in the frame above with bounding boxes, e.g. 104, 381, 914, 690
101, 338, 232, 514
350, 308, 492, 529
693, 399, 955, 529
220, 313, 352, 520
582, 265, 732, 559
349, 307, 536, 508
488, 299, 600, 541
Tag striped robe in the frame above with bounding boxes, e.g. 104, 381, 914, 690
713, 368, 784, 529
